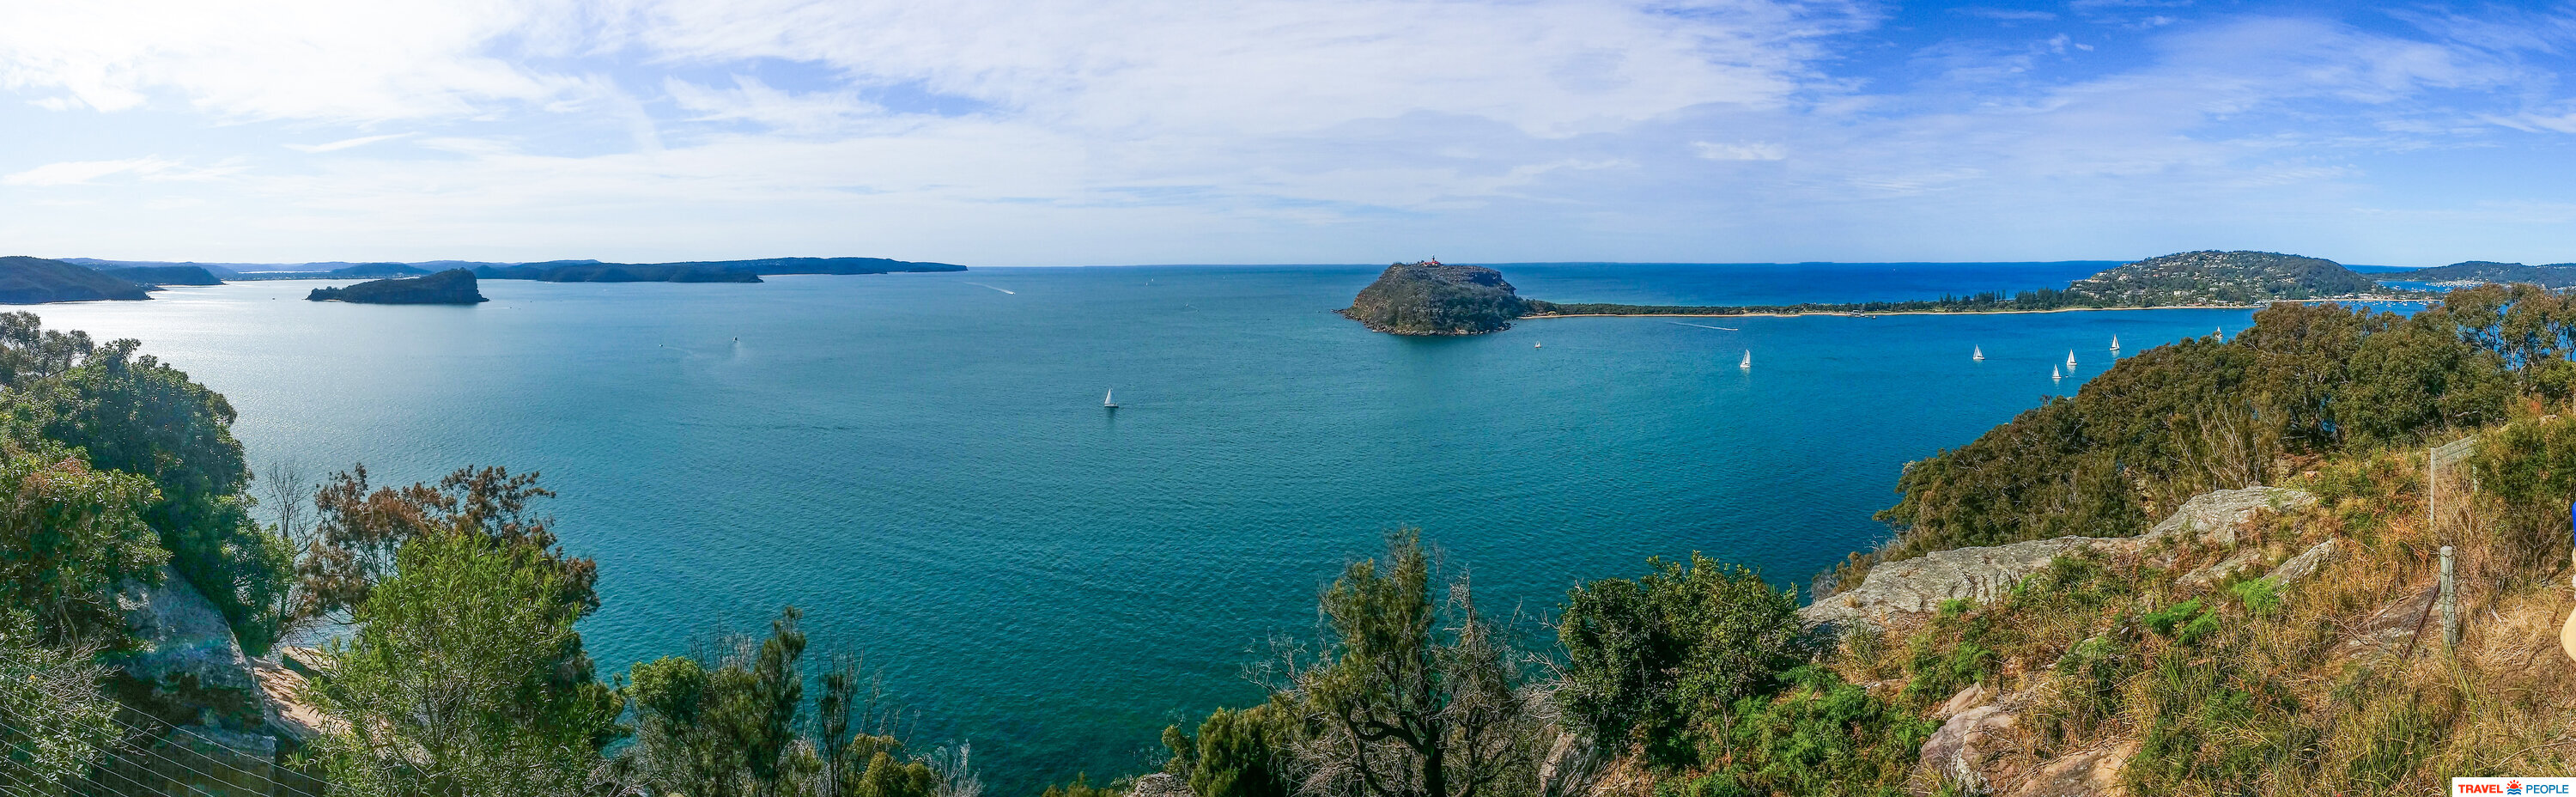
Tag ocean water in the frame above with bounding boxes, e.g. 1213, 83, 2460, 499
32, 263, 2259, 791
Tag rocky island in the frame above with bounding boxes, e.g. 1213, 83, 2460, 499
1339, 260, 1532, 334
306, 268, 488, 304
0, 255, 153, 303
1345, 251, 2427, 335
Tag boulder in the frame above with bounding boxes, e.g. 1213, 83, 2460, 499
2009, 740, 2136, 797
118, 562, 256, 696
2136, 487, 2317, 551
1920, 691, 2031, 790
2175, 548, 2265, 589
1132, 773, 1193, 797
1937, 683, 1994, 721
1797, 537, 2104, 630
2263, 538, 2342, 588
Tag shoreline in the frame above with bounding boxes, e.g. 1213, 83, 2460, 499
1516, 297, 2433, 321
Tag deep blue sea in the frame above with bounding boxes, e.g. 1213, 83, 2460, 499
33, 262, 2272, 791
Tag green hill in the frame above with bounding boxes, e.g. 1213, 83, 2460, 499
306, 269, 488, 304
0, 256, 151, 303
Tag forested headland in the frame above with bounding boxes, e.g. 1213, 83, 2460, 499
10, 282, 2576, 797
1344, 252, 2428, 336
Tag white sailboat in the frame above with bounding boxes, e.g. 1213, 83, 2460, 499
2053, 365, 2063, 380
2110, 335, 2120, 352
1739, 350, 1752, 370
1972, 345, 1984, 361
2066, 350, 2078, 368
1103, 389, 1118, 410
1534, 342, 1542, 349
2215, 326, 2225, 342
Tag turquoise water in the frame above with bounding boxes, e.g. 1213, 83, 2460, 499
32, 263, 2257, 791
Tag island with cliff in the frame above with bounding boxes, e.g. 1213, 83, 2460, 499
306, 268, 489, 304
1342, 251, 2427, 335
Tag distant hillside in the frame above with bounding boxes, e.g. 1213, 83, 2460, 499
2061, 250, 2379, 304
475, 257, 963, 283
327, 263, 431, 278
307, 269, 487, 304
474, 263, 762, 283
2394, 260, 2576, 289
88, 265, 222, 286
0, 257, 151, 303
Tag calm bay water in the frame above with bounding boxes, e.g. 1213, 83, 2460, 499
33, 263, 2260, 791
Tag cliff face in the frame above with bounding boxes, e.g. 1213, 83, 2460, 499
1340, 261, 1529, 335
307, 269, 489, 304
0, 256, 152, 303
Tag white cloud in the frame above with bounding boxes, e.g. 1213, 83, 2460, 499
1693, 141, 1787, 161
4, 157, 179, 186
284, 133, 414, 153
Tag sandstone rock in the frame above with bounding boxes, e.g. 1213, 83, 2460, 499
117, 566, 251, 691
2137, 487, 2317, 551
1132, 773, 1193, 797
1937, 683, 1994, 721
2176, 549, 2265, 589
250, 657, 342, 741
2009, 740, 2136, 797
1920, 691, 2029, 790
1797, 537, 2105, 630
2263, 538, 2342, 588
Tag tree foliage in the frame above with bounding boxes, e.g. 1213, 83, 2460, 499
0, 611, 124, 794
1291, 531, 1542, 797
306, 530, 624, 797
1558, 556, 1802, 764
621, 608, 940, 797
0, 440, 165, 640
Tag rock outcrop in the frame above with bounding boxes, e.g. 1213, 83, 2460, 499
2136, 486, 2317, 551
2263, 538, 2342, 589
1340, 260, 1529, 335
1920, 689, 2032, 791
2010, 741, 2136, 797
307, 268, 488, 304
1801, 486, 2319, 631
1799, 537, 2106, 630
1131, 773, 1193, 797
116, 566, 258, 708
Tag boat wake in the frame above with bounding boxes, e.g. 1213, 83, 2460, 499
965, 283, 1016, 295
1668, 322, 1740, 331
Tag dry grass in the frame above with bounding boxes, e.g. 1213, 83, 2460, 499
1824, 418, 2576, 796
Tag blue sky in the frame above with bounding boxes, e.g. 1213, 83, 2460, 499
3, 1, 2575, 266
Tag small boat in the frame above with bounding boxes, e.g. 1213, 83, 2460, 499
2215, 326, 2225, 342
1740, 350, 1752, 370
1103, 390, 1118, 410
1972, 345, 1984, 362
1534, 342, 1542, 349
2053, 365, 2063, 380
2110, 335, 2120, 352
2066, 350, 2078, 368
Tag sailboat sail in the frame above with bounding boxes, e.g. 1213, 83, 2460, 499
2053, 365, 2063, 380
2111, 335, 2120, 351
1972, 345, 1984, 361
1740, 350, 1752, 369
2066, 350, 2077, 368
1103, 390, 1116, 408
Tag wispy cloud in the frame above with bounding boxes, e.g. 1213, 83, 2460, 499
283, 133, 412, 153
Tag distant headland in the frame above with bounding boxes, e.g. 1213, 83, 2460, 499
0, 254, 966, 305
1341, 252, 2439, 336
307, 268, 489, 304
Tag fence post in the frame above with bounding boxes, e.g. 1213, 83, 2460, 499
2440, 545, 2458, 649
